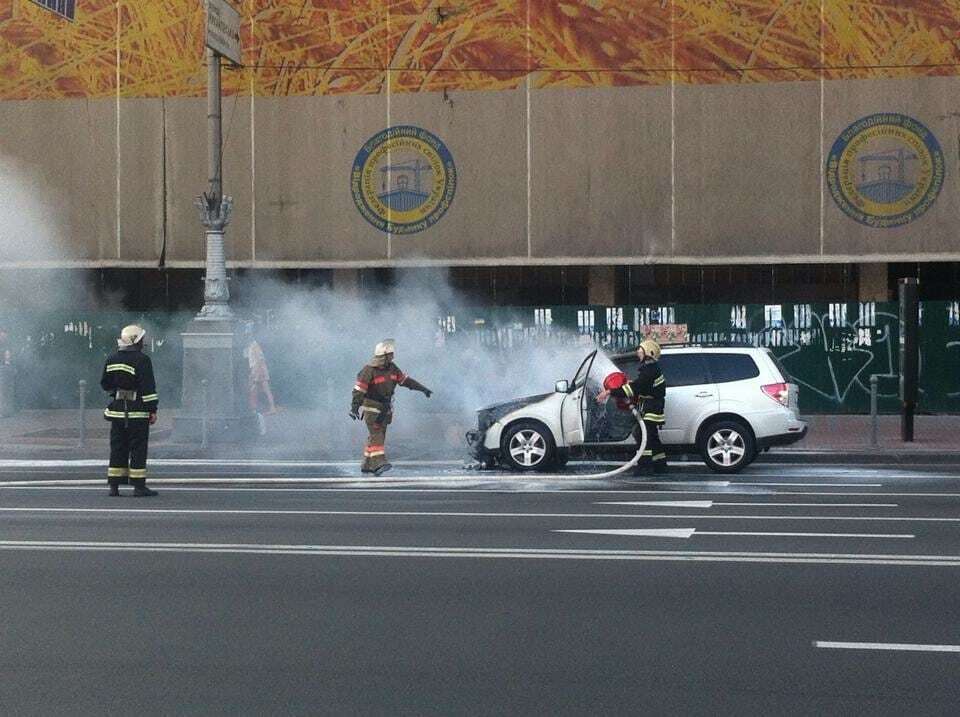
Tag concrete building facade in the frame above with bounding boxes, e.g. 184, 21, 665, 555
1, 1, 958, 306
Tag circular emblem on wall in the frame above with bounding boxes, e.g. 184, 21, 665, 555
826, 113, 945, 228
351, 126, 457, 235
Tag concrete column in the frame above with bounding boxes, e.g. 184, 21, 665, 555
588, 266, 616, 306
858, 263, 889, 302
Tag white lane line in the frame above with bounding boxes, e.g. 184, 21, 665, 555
598, 501, 716, 508
0, 508, 932, 523
598, 501, 899, 508
730, 483, 884, 487
814, 641, 960, 653
555, 529, 913, 539
3, 486, 960, 499
0, 475, 629, 486
0, 459, 461, 468
593, 490, 960, 498
0, 540, 947, 564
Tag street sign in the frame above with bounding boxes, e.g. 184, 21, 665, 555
29, 0, 76, 21
205, 0, 242, 66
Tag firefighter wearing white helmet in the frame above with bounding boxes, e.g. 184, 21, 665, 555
99, 324, 159, 496
350, 339, 432, 476
596, 338, 668, 475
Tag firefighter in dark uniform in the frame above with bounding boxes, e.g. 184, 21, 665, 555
597, 338, 668, 475
100, 325, 159, 497
350, 339, 432, 476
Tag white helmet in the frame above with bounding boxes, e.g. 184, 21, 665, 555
374, 339, 396, 357
118, 324, 146, 348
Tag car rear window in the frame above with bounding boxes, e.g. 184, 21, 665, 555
705, 354, 760, 383
659, 354, 710, 387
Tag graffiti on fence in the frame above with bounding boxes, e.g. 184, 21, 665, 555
2, 302, 959, 413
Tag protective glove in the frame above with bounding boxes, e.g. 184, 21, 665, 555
349, 410, 360, 421
422, 388, 433, 398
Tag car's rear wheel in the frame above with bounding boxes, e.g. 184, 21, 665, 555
698, 419, 754, 474
501, 421, 556, 472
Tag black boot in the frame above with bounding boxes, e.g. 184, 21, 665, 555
108, 482, 120, 497
373, 463, 392, 477
653, 461, 669, 475
131, 480, 158, 497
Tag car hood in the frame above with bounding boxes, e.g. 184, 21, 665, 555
477, 392, 554, 413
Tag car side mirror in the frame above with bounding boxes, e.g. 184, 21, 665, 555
555, 380, 570, 393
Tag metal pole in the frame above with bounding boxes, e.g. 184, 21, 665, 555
77, 380, 87, 449
870, 374, 878, 447
201, 378, 209, 450
208, 48, 222, 206
898, 278, 919, 442
196, 48, 233, 321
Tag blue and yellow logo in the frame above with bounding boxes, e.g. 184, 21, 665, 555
351, 126, 457, 235
827, 113, 945, 228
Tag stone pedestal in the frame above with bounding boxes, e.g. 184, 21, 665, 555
172, 319, 258, 443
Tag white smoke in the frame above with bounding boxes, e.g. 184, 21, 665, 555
0, 156, 64, 265
239, 269, 609, 458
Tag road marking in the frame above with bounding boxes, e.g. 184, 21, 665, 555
4, 485, 960, 500
598, 501, 716, 509
598, 501, 899, 508
728, 483, 883, 487
0, 507, 928, 523
0, 459, 461, 468
0, 540, 947, 564
555, 529, 913, 539
0, 474, 646, 486
814, 641, 960, 653
558, 528, 698, 539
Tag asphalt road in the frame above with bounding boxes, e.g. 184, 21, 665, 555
1, 462, 959, 715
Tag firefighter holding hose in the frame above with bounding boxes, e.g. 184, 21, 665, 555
350, 339, 432, 476
596, 338, 668, 476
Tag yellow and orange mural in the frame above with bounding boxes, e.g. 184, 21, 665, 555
1, 0, 958, 99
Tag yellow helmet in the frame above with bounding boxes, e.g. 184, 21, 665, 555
639, 338, 661, 361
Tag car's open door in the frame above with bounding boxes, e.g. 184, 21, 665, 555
560, 350, 596, 446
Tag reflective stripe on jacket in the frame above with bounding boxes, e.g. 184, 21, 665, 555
100, 347, 158, 421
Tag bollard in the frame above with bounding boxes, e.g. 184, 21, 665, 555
0, 365, 16, 417
200, 378, 209, 450
870, 374, 878, 448
77, 380, 87, 449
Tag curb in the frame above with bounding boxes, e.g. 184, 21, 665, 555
757, 451, 960, 465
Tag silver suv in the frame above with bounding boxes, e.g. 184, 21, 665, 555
466, 345, 807, 473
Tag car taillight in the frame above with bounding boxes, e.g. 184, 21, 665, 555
762, 382, 789, 406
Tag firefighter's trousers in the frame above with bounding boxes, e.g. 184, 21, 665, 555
108, 420, 150, 485
362, 409, 391, 472
633, 418, 666, 468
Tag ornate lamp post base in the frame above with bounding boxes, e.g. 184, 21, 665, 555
173, 194, 257, 444
196, 193, 234, 322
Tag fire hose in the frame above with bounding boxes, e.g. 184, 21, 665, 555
576, 405, 647, 479
576, 369, 648, 479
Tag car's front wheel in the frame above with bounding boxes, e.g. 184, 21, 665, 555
698, 419, 755, 474
501, 421, 556, 472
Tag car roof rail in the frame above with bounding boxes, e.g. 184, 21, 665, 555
608, 340, 757, 360
661, 341, 757, 349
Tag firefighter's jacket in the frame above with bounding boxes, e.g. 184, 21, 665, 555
610, 360, 666, 423
351, 362, 428, 415
100, 347, 159, 421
